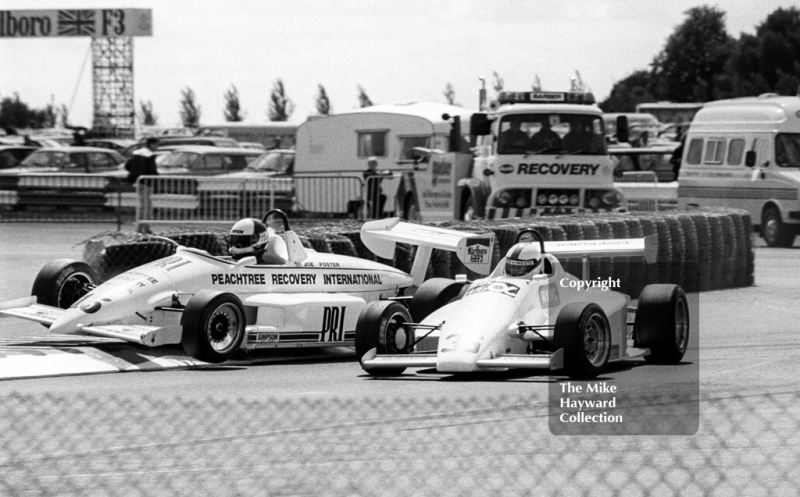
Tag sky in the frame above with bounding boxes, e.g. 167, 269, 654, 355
0, 0, 795, 128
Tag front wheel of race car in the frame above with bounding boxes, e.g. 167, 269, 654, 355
554, 303, 612, 379
181, 290, 246, 364
408, 278, 467, 322
635, 284, 689, 364
31, 259, 97, 309
355, 301, 413, 376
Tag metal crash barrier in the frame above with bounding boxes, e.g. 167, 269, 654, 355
136, 174, 366, 229
615, 171, 678, 212
0, 172, 135, 227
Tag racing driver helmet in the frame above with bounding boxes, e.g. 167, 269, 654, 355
229, 218, 269, 260
505, 242, 544, 277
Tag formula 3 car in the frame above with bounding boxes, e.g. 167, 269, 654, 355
0, 211, 495, 363
356, 224, 689, 379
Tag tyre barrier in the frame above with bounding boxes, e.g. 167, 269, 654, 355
81, 208, 756, 295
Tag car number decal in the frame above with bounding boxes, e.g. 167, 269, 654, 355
321, 306, 345, 342
464, 281, 520, 298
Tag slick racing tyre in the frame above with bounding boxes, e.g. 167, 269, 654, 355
635, 284, 689, 364
181, 290, 246, 364
409, 278, 468, 322
355, 301, 413, 376
554, 303, 612, 379
32, 259, 97, 309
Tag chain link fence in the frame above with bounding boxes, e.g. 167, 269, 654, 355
1, 390, 797, 496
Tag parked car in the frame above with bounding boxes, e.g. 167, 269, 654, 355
85, 138, 138, 155
156, 146, 262, 176
202, 149, 296, 213
0, 145, 38, 169
123, 136, 242, 157
222, 149, 294, 178
604, 113, 665, 146
4, 147, 126, 175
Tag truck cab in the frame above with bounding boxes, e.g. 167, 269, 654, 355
462, 91, 625, 220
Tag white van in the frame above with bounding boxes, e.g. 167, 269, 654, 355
677, 94, 800, 247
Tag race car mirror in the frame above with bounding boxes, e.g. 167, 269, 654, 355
233, 255, 257, 269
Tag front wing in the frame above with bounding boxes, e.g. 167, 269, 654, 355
361, 349, 565, 372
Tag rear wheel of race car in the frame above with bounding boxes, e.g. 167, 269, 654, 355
409, 278, 467, 322
31, 259, 97, 309
554, 303, 612, 379
181, 290, 246, 363
635, 284, 689, 364
355, 301, 413, 376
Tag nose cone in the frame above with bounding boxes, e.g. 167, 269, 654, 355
434, 284, 522, 373
49, 308, 89, 335
438, 350, 480, 372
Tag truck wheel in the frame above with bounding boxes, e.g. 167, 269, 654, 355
762, 207, 795, 248
554, 303, 611, 379
635, 284, 689, 364
355, 301, 413, 376
409, 278, 467, 322
181, 290, 246, 363
461, 193, 477, 221
32, 259, 97, 309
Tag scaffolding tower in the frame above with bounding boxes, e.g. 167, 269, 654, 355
91, 37, 134, 137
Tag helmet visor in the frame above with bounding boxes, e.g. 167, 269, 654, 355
230, 234, 261, 255
506, 258, 541, 277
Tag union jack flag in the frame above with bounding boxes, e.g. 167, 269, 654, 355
58, 10, 96, 36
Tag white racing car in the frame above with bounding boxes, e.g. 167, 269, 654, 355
0, 211, 495, 363
356, 223, 690, 379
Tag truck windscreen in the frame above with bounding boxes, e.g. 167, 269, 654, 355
498, 114, 606, 155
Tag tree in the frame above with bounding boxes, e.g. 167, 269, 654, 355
756, 8, 800, 89
599, 70, 658, 112
651, 5, 734, 102
138, 100, 158, 126
315, 84, 332, 115
0, 94, 52, 130
531, 75, 542, 92
356, 85, 373, 108
224, 84, 245, 122
268, 79, 294, 121
443, 82, 459, 106
180, 87, 201, 128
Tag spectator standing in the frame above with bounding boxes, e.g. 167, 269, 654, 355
125, 137, 159, 184
363, 156, 388, 219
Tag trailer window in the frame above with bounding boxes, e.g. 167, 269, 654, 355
703, 139, 725, 164
726, 139, 745, 165
686, 139, 703, 165
357, 131, 387, 158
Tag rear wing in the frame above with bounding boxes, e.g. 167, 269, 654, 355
361, 218, 495, 286
544, 236, 657, 263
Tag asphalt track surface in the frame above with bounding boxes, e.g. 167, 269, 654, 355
1, 223, 797, 398
1, 222, 798, 495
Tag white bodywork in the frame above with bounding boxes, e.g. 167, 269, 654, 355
362, 236, 656, 373
1, 220, 494, 353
